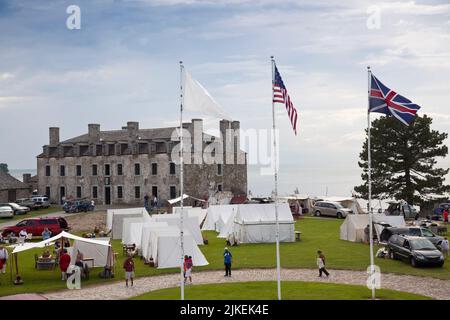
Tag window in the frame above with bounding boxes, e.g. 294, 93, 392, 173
170, 186, 177, 199
76, 186, 82, 198
117, 164, 123, 176
217, 164, 222, 176
152, 186, 158, 198
45, 165, 51, 177
104, 164, 111, 176
134, 163, 140, 176
60, 165, 65, 177
117, 186, 123, 199
218, 184, 223, 192
169, 162, 176, 175
92, 186, 98, 199
45, 186, 50, 198
76, 165, 82, 177
92, 164, 98, 176
135, 186, 141, 199
151, 163, 157, 175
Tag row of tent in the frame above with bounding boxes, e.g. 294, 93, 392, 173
108, 203, 297, 268
340, 214, 406, 242
107, 207, 209, 269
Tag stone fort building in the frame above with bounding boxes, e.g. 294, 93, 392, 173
37, 119, 247, 205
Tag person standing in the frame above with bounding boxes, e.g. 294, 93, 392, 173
441, 237, 449, 259
0, 246, 8, 274
443, 208, 449, 224
317, 250, 329, 278
42, 228, 52, 241
123, 255, 135, 287
364, 225, 370, 244
144, 194, 150, 212
184, 255, 193, 285
59, 249, 71, 281
224, 247, 232, 277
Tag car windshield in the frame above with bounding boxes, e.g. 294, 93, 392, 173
8, 203, 19, 209
410, 239, 436, 251
333, 203, 344, 208
421, 229, 434, 237
409, 229, 421, 236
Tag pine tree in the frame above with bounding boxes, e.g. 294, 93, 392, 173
354, 115, 449, 205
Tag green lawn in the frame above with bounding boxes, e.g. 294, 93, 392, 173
0, 216, 447, 297
131, 281, 430, 300
0, 206, 62, 223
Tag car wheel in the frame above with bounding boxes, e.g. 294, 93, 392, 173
337, 212, 343, 219
315, 210, 321, 217
410, 257, 417, 268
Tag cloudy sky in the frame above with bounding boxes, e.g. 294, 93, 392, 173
1, 0, 450, 196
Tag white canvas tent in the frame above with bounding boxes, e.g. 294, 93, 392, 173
107, 207, 150, 240
142, 227, 209, 269
230, 203, 295, 243
122, 217, 146, 245
173, 207, 207, 227
202, 205, 238, 232
140, 223, 171, 258
340, 214, 406, 242
152, 214, 204, 245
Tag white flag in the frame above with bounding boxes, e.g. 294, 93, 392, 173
183, 71, 231, 120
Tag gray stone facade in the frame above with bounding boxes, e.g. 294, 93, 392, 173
37, 119, 247, 206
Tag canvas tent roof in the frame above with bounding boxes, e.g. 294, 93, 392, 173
173, 207, 207, 226
107, 207, 150, 240
152, 214, 203, 245
340, 214, 406, 242
235, 203, 294, 224
122, 217, 146, 245
140, 223, 172, 259
202, 205, 238, 232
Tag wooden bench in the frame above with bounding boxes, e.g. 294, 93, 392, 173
295, 231, 302, 241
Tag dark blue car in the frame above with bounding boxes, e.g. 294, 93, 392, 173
63, 200, 95, 213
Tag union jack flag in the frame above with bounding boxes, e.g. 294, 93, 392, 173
369, 73, 421, 125
273, 65, 298, 135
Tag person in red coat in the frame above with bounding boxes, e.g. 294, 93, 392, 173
59, 249, 71, 281
443, 208, 449, 224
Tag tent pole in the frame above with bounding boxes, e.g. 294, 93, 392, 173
179, 60, 185, 301
271, 56, 282, 301
367, 66, 376, 300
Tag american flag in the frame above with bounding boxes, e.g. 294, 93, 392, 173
273, 65, 298, 135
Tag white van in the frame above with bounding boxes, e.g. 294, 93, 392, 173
31, 196, 50, 209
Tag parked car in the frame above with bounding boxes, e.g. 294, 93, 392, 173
15, 198, 40, 210
384, 201, 418, 219
1, 217, 69, 237
63, 199, 95, 213
0, 203, 30, 215
0, 206, 14, 218
31, 196, 50, 209
387, 234, 444, 267
380, 226, 443, 249
313, 201, 353, 219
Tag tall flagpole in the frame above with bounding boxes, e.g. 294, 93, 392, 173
271, 56, 282, 301
367, 65, 376, 300
179, 61, 185, 300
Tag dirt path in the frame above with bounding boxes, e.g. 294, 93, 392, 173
43, 268, 450, 300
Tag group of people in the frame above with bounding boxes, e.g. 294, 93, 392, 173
144, 194, 159, 212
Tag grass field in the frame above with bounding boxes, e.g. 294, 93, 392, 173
130, 281, 430, 300
0, 216, 447, 297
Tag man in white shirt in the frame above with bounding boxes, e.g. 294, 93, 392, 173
0, 246, 8, 274
18, 229, 28, 245
442, 237, 449, 259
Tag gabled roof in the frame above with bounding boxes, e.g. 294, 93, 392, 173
0, 171, 29, 190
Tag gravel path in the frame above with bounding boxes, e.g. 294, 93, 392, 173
43, 268, 450, 300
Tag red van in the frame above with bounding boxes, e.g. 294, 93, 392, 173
1, 217, 69, 237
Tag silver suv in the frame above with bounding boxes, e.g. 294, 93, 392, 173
31, 196, 50, 209
313, 201, 353, 219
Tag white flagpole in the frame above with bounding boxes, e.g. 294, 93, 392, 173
271, 56, 282, 301
367, 65, 376, 300
179, 61, 185, 301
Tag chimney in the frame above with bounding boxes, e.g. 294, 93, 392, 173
192, 119, 203, 164
23, 173, 31, 184
49, 127, 60, 146
88, 124, 101, 144
126, 121, 139, 140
